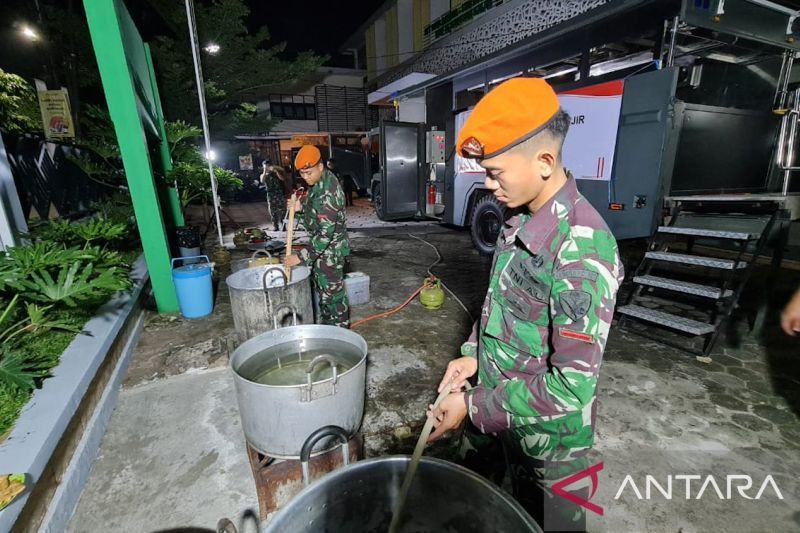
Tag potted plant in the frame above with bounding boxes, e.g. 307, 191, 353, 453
164, 122, 242, 258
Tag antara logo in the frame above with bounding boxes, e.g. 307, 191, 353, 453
551, 463, 785, 516
552, 462, 605, 515
614, 474, 784, 501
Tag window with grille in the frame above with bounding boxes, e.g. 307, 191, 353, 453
269, 94, 317, 120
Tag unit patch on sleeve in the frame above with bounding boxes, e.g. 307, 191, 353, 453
559, 290, 592, 321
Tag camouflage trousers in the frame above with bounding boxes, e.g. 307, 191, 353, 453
267, 192, 286, 230
312, 254, 350, 328
459, 427, 589, 532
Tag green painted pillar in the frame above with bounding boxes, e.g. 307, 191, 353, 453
84, 0, 179, 313
144, 43, 185, 228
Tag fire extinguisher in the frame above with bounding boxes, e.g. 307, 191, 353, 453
428, 182, 436, 206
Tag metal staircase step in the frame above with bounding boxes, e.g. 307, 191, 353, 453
633, 275, 733, 299
657, 226, 756, 240
617, 305, 715, 336
645, 251, 746, 270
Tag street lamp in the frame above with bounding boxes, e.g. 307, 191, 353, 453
21, 25, 39, 41
204, 42, 220, 54
185, 0, 224, 246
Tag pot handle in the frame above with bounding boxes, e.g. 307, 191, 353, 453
261, 266, 288, 292
271, 303, 298, 330
304, 354, 339, 400
251, 250, 273, 261
300, 425, 350, 487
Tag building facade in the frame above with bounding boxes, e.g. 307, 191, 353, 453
342, 0, 609, 89
257, 66, 368, 134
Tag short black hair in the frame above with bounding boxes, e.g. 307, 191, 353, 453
544, 109, 570, 145
508, 108, 571, 163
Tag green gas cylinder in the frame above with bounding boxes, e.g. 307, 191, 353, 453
419, 277, 445, 310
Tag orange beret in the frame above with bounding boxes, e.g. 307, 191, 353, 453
457, 77, 560, 159
294, 145, 322, 170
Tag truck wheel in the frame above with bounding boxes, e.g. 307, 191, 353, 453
470, 195, 504, 256
371, 183, 383, 219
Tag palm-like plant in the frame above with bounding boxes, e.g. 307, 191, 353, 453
165, 121, 243, 209
0, 296, 81, 391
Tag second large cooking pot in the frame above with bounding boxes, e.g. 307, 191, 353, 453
229, 325, 367, 458
226, 264, 314, 343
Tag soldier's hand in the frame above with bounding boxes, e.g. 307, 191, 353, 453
427, 392, 467, 443
781, 288, 800, 336
284, 254, 301, 268
287, 197, 302, 212
437, 357, 478, 393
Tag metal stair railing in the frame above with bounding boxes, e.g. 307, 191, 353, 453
617, 200, 779, 357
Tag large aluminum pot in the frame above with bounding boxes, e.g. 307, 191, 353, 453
230, 250, 280, 273
263, 426, 541, 532
226, 264, 313, 343
229, 326, 367, 458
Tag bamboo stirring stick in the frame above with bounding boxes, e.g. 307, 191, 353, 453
285, 192, 297, 282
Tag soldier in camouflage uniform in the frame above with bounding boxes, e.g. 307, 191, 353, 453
428, 78, 623, 531
260, 161, 290, 231
284, 145, 350, 327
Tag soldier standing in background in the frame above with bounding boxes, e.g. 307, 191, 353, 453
284, 145, 351, 327
427, 78, 623, 531
260, 161, 291, 231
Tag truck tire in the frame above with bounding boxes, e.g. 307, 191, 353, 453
470, 195, 505, 256
371, 182, 384, 220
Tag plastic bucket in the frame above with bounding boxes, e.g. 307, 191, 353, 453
178, 246, 202, 264
172, 255, 214, 319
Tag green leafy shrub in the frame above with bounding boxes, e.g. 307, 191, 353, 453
21, 261, 130, 308
72, 218, 128, 245
28, 216, 131, 249
0, 304, 89, 437
65, 105, 127, 190
164, 120, 243, 209
0, 295, 81, 391
92, 193, 136, 228
0, 69, 42, 134
0, 205, 138, 435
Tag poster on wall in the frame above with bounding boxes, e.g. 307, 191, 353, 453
455, 80, 624, 182
558, 80, 624, 181
238, 154, 253, 170
37, 89, 75, 140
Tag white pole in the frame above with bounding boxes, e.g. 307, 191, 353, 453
185, 0, 224, 246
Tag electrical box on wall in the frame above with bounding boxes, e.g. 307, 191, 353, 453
426, 130, 446, 163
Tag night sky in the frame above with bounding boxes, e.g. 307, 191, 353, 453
0, 0, 384, 81
245, 0, 384, 67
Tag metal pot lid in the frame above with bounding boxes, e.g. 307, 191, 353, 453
225, 264, 310, 290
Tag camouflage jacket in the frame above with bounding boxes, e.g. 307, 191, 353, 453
462, 177, 623, 461
299, 170, 350, 264
265, 172, 286, 198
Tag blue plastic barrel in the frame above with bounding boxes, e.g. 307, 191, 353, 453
172, 256, 214, 319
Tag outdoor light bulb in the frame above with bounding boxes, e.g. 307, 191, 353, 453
21, 26, 39, 40
206, 150, 217, 161
204, 43, 220, 54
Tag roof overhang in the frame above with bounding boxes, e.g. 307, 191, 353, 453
235, 131, 367, 141
368, 72, 438, 105
392, 0, 666, 100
